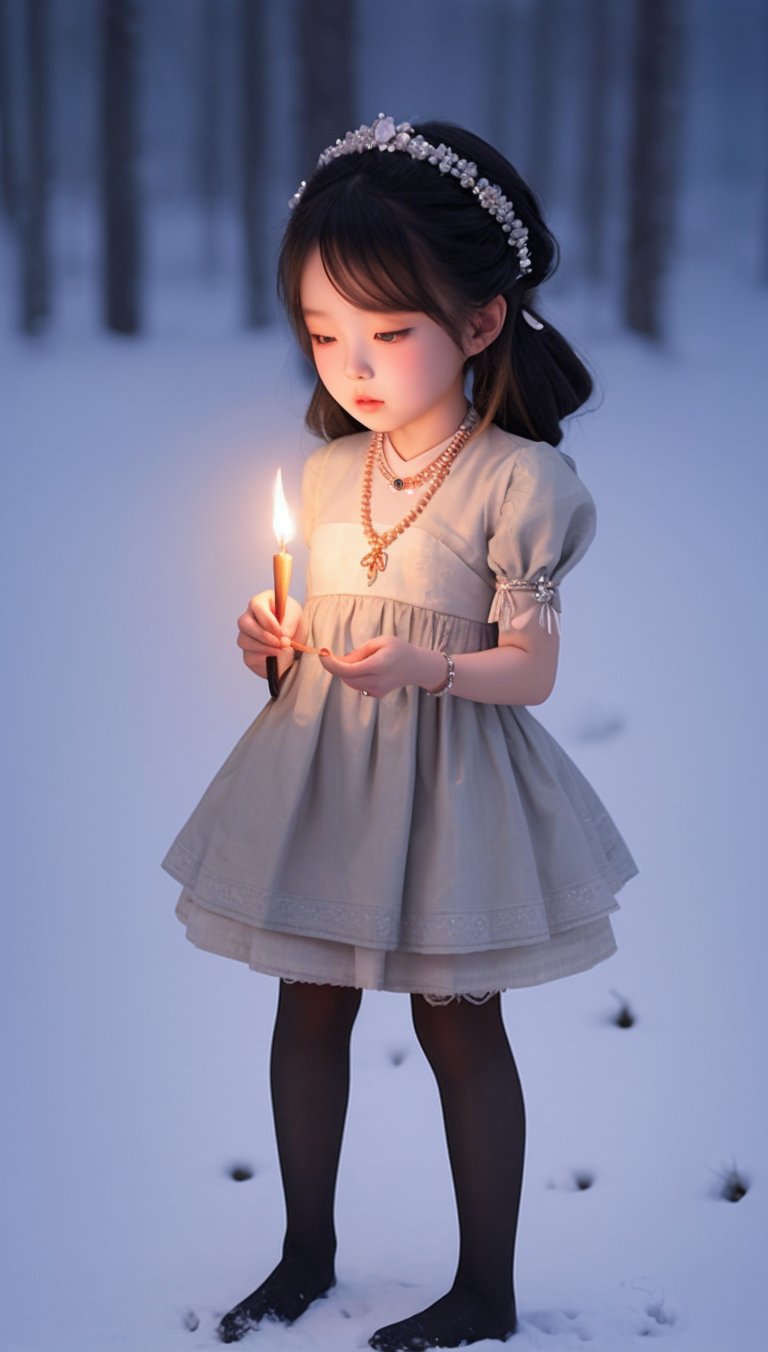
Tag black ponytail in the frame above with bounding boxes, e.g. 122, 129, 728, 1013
469, 295, 594, 447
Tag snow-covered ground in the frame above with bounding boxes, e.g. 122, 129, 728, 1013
2, 180, 766, 1351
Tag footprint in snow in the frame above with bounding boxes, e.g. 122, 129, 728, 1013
637, 1296, 678, 1336
523, 1307, 594, 1341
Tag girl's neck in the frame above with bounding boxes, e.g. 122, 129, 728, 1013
386, 396, 472, 462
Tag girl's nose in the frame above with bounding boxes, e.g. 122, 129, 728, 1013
343, 344, 374, 379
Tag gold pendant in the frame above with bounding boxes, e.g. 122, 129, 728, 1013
361, 547, 388, 584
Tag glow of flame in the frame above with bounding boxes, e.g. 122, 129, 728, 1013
272, 468, 295, 550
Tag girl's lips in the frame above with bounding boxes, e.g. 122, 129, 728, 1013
355, 398, 383, 406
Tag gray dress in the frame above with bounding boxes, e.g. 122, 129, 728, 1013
161, 421, 638, 1003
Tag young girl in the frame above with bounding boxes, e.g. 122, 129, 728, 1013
162, 114, 638, 1349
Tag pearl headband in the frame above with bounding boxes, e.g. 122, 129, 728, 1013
289, 112, 533, 279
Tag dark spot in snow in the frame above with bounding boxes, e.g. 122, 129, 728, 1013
718, 1166, 749, 1202
183, 1309, 199, 1331
339, 1308, 351, 1319
575, 708, 626, 743
547, 1169, 596, 1192
609, 989, 636, 1028
228, 1163, 255, 1182
389, 1047, 408, 1066
574, 1171, 594, 1191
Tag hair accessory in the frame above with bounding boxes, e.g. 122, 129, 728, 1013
360, 408, 479, 584
289, 113, 532, 277
425, 652, 456, 698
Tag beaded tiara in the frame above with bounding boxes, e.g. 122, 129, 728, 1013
289, 112, 533, 278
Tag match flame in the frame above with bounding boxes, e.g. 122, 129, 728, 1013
272, 468, 295, 550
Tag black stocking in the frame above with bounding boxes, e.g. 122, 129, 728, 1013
217, 979, 362, 1343
369, 993, 525, 1350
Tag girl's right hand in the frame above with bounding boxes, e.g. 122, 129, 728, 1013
236, 591, 306, 680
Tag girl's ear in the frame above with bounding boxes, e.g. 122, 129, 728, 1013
463, 295, 507, 356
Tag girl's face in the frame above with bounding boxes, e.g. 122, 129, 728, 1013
299, 247, 471, 453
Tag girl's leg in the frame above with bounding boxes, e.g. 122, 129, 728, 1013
217, 978, 362, 1344
369, 993, 524, 1350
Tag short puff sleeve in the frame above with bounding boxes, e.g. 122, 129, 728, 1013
486, 447, 597, 636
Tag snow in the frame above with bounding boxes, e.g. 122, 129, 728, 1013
2, 123, 766, 1352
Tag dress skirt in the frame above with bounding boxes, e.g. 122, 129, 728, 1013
162, 595, 637, 1003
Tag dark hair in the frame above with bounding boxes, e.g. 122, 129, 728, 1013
277, 119, 594, 447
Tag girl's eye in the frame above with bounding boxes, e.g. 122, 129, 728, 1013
308, 328, 410, 346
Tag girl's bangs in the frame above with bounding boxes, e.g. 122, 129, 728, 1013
316, 222, 450, 321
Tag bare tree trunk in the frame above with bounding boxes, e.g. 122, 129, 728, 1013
18, 0, 50, 335
760, 6, 768, 286
295, 0, 356, 186
762, 138, 768, 287
0, 0, 20, 228
239, 0, 269, 327
528, 0, 561, 205
485, 0, 521, 158
101, 0, 141, 335
196, 0, 222, 275
579, 0, 612, 283
622, 0, 686, 339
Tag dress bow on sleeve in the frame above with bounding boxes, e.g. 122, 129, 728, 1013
488, 569, 562, 635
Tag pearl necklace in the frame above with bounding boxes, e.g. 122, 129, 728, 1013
360, 408, 479, 584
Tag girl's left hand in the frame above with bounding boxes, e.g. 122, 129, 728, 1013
319, 635, 422, 697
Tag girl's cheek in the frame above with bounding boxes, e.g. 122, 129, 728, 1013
388, 346, 415, 373
313, 349, 334, 378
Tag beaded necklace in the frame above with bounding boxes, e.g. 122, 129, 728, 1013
376, 434, 462, 493
360, 407, 479, 584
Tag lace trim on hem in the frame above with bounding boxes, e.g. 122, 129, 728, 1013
280, 976, 502, 1005
163, 838, 625, 947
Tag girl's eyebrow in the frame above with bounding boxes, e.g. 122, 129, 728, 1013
301, 307, 417, 320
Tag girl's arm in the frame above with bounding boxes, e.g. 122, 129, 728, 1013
319, 625, 559, 706
417, 628, 558, 705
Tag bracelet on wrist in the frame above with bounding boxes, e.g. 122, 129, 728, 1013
425, 651, 455, 698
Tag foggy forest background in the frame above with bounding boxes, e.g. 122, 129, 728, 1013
1, 0, 765, 345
